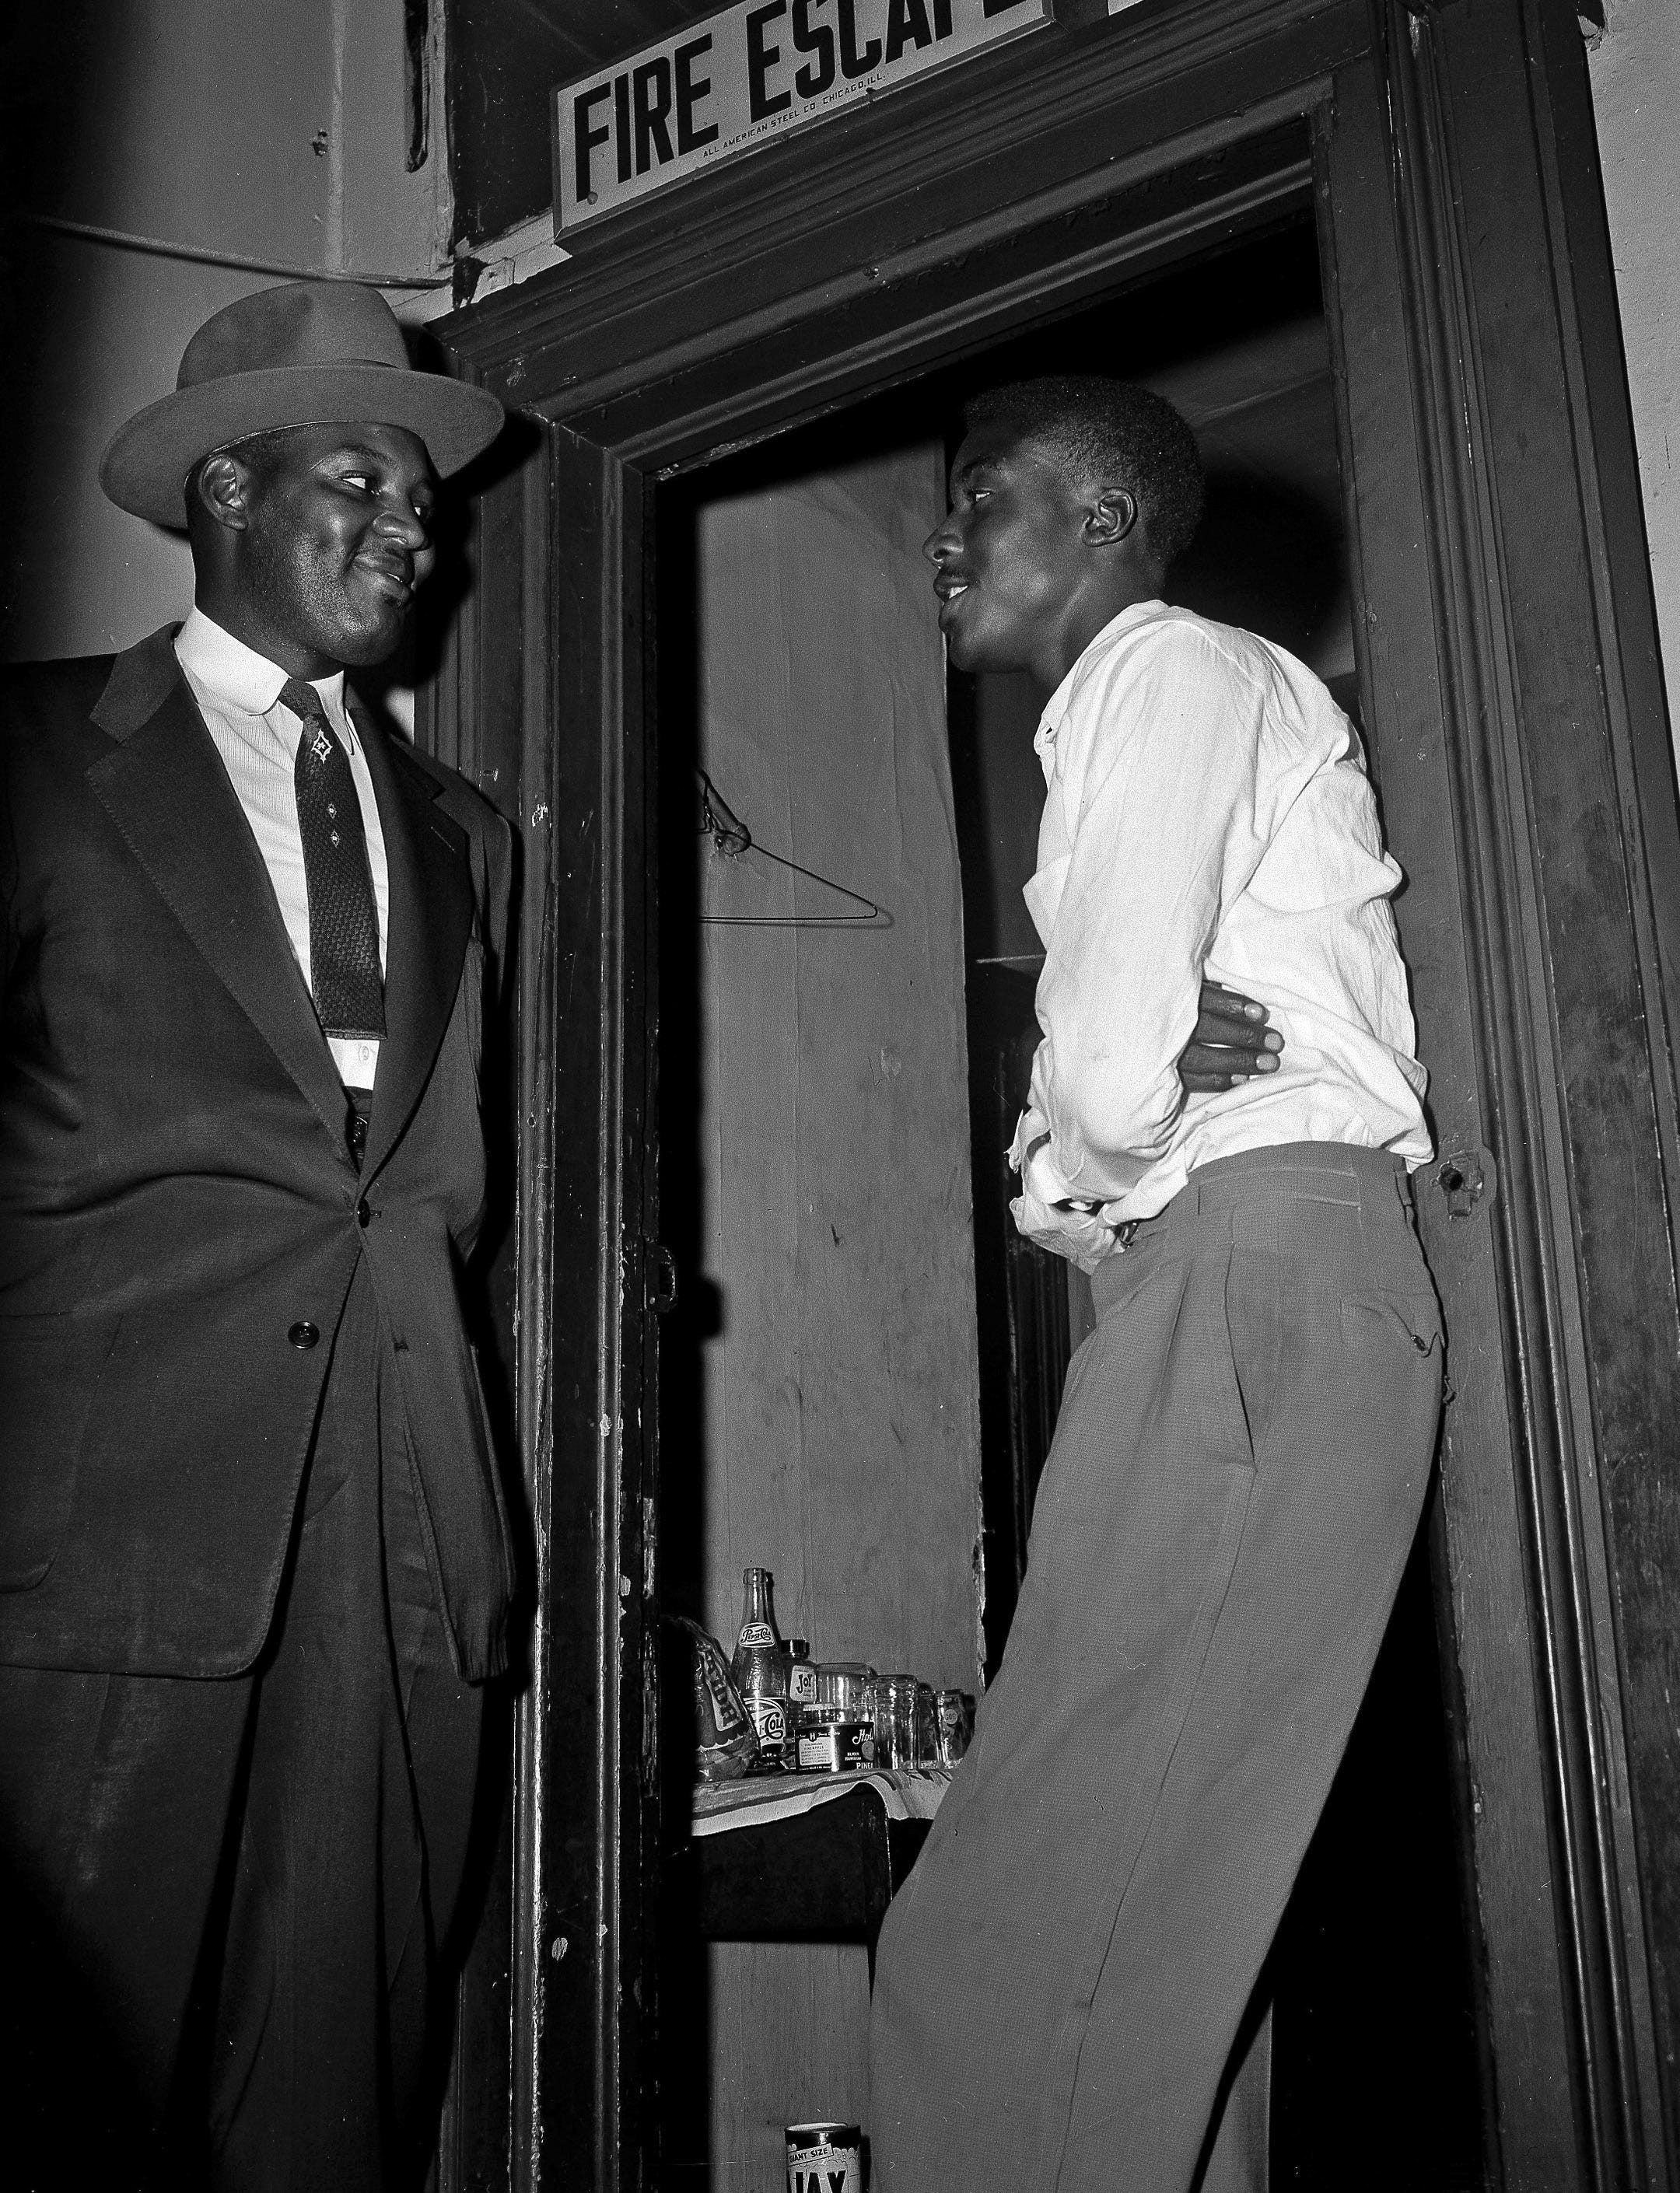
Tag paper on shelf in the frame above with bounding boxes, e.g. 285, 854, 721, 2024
689, 1765, 952, 1839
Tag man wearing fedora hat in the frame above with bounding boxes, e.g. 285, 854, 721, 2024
1, 282, 513, 2187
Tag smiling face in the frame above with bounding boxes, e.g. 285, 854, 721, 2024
924, 418, 1160, 694
195, 421, 438, 677
924, 425, 1104, 686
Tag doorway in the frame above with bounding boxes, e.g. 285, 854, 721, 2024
942, 215, 1488, 2188
431, 7, 1680, 2184
644, 204, 1483, 2187
653, 409, 982, 2188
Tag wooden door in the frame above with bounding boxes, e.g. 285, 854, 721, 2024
429, 2, 1680, 2183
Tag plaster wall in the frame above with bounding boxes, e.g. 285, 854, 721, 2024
688, 439, 982, 1685
1588, 0, 1680, 757
1, 0, 446, 663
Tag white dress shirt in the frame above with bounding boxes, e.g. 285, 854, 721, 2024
174, 607, 389, 1091
1009, 600, 1431, 1270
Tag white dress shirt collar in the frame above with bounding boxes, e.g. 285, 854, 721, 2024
173, 606, 387, 1092
175, 607, 350, 731
1034, 598, 1167, 774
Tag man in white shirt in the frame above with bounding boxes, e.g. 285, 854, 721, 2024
870, 376, 1444, 2191
1, 283, 510, 2188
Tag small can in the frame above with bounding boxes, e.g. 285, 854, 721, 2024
796, 1720, 875, 1772
800, 1663, 876, 1772
786, 2121, 863, 2193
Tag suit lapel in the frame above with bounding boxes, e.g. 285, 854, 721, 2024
87, 633, 351, 1152
354, 700, 474, 1183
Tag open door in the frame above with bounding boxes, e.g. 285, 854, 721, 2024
425, 2, 1680, 2184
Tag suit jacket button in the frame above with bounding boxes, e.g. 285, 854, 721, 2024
356, 1198, 371, 1228
289, 1320, 320, 1350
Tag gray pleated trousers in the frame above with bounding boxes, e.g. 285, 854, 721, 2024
870, 1142, 1443, 2193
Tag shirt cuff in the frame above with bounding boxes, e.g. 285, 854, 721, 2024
1010, 1187, 1123, 1276
1022, 1136, 1085, 1210
1010, 1117, 1089, 1212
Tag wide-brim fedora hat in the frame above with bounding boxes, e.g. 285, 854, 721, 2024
100, 280, 506, 529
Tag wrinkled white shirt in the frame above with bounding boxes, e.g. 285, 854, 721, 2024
1009, 600, 1430, 1270
175, 607, 389, 1091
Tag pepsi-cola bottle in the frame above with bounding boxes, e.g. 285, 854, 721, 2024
731, 1567, 790, 1772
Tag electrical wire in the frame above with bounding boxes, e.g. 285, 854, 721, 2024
17, 212, 452, 290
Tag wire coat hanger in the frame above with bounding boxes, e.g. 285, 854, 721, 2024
695, 769, 889, 929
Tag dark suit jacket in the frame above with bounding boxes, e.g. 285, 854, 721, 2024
0, 627, 516, 1682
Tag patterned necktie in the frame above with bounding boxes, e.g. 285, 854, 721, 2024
282, 678, 386, 1043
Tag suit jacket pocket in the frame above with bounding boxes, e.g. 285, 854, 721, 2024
461, 928, 485, 1087
0, 1311, 119, 1590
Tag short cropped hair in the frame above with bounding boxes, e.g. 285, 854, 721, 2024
962, 375, 1206, 569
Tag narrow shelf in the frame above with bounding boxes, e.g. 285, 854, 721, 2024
667, 1775, 948, 1975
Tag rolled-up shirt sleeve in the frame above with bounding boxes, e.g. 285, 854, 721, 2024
1010, 628, 1273, 1225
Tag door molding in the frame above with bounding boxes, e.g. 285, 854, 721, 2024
1317, 9, 1678, 2181
1390, 5, 1680, 2182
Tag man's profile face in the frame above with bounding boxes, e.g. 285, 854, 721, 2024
238, 421, 438, 670
924, 425, 1090, 675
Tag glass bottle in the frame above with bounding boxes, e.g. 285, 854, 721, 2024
915, 1682, 938, 1768
731, 1566, 790, 1771
875, 1673, 919, 1772
786, 1635, 818, 1720
935, 1688, 969, 1767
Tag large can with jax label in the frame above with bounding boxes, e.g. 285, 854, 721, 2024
786, 2121, 863, 2193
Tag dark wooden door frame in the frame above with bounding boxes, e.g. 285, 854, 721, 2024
427, 2, 1680, 2184
1351, 9, 1680, 2184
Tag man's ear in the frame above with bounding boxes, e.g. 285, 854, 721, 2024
1083, 488, 1139, 548
191, 452, 255, 535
